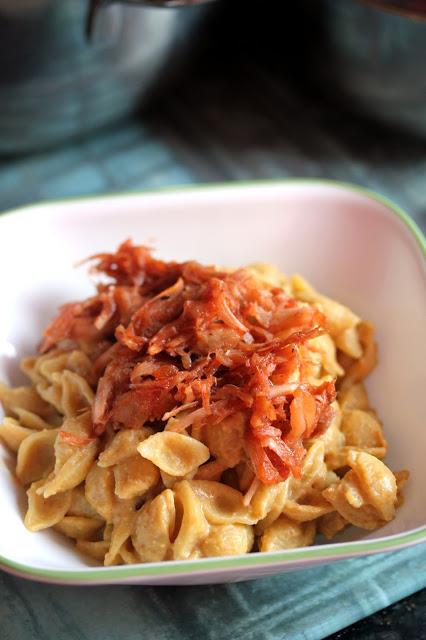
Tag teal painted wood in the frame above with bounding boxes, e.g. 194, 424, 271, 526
0, 545, 425, 640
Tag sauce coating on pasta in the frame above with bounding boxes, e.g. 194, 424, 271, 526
0, 243, 408, 565
40, 241, 336, 484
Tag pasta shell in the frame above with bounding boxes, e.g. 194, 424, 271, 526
338, 382, 370, 412
85, 463, 134, 523
37, 371, 94, 418
16, 429, 58, 486
259, 515, 316, 551
201, 524, 254, 557
326, 445, 387, 472
13, 408, 56, 430
173, 480, 210, 560
104, 513, 136, 566
85, 464, 116, 522
0, 417, 33, 452
190, 480, 257, 525
132, 489, 175, 562
113, 455, 160, 500
338, 383, 370, 413
288, 440, 327, 500
0, 383, 53, 419
309, 334, 344, 378
20, 356, 40, 383
301, 440, 327, 489
347, 451, 397, 522
248, 263, 291, 292
76, 540, 109, 563
68, 486, 101, 518
251, 481, 289, 522
313, 403, 344, 456
54, 516, 103, 540
54, 412, 94, 467
322, 471, 383, 530
119, 542, 140, 565
204, 412, 246, 468
340, 322, 377, 390
282, 494, 334, 522
252, 481, 289, 535
25, 480, 71, 531
394, 469, 410, 508
341, 410, 387, 451
335, 326, 363, 359
194, 459, 228, 482
291, 275, 360, 338
39, 439, 98, 498
98, 427, 153, 467
38, 350, 94, 385
318, 511, 348, 539
137, 432, 210, 476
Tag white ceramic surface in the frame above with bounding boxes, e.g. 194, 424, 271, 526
0, 180, 425, 585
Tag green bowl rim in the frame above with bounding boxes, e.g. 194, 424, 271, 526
0, 178, 425, 582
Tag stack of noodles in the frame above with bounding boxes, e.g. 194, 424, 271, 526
0, 242, 408, 565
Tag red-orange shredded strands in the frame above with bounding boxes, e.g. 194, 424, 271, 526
41, 241, 336, 484
59, 431, 96, 447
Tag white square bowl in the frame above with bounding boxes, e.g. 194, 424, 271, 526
0, 180, 425, 585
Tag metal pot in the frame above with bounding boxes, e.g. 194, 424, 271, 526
0, 0, 214, 154
296, 0, 426, 136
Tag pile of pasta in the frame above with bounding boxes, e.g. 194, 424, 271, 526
0, 242, 408, 565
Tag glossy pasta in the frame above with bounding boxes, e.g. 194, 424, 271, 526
0, 244, 408, 565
